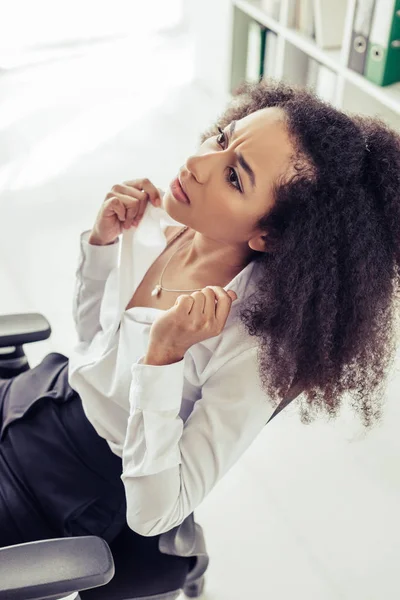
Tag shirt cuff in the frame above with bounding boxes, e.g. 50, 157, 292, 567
80, 230, 120, 280
130, 356, 185, 411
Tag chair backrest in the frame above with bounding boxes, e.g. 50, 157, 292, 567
80, 525, 191, 599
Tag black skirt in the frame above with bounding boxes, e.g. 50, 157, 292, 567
0, 352, 127, 548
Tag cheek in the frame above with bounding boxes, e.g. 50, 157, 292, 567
207, 205, 250, 239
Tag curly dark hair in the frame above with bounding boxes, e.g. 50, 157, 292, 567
199, 78, 400, 429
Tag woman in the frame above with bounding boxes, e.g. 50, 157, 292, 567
1, 79, 399, 550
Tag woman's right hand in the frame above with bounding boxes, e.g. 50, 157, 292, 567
88, 178, 164, 246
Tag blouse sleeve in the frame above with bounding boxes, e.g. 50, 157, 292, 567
121, 346, 274, 536
72, 230, 120, 343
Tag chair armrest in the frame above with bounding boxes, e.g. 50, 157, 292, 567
0, 313, 51, 348
0, 536, 114, 600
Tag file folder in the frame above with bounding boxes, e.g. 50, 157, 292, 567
364, 0, 400, 85
348, 0, 376, 74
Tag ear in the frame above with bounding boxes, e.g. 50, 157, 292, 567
248, 233, 271, 253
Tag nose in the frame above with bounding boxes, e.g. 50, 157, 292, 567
185, 150, 219, 184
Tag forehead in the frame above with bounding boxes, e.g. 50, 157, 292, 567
236, 106, 289, 149
234, 107, 294, 187
239, 105, 286, 127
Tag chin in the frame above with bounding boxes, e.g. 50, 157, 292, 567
162, 190, 188, 223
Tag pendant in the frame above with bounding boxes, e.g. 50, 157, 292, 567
151, 285, 162, 297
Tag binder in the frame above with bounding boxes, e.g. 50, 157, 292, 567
315, 65, 338, 103
313, 0, 348, 48
298, 0, 315, 39
260, 0, 281, 21
245, 21, 267, 82
262, 30, 278, 79
348, 0, 376, 74
364, 0, 400, 86
306, 57, 320, 90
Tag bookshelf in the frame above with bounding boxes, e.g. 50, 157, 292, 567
228, 0, 400, 130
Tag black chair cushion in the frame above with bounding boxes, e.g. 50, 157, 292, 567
80, 525, 192, 600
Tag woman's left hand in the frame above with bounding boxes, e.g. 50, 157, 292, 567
146, 286, 238, 364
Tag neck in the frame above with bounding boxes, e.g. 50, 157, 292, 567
179, 230, 254, 277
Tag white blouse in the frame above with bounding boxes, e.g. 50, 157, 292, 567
68, 202, 275, 538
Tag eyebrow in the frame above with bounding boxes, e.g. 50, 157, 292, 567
228, 120, 256, 189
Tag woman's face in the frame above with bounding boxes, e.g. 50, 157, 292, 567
163, 106, 295, 252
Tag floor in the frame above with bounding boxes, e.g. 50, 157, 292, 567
1, 10, 400, 600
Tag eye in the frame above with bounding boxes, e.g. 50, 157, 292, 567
216, 126, 242, 192
216, 126, 226, 146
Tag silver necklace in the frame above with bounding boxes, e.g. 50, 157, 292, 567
151, 226, 204, 297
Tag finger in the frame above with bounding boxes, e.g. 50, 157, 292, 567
107, 184, 147, 203
157, 187, 165, 205
201, 287, 218, 319
188, 291, 207, 315
103, 196, 127, 222
104, 194, 139, 222
104, 192, 140, 212
122, 178, 162, 206
205, 286, 236, 323
134, 194, 149, 224
174, 294, 194, 314
205, 286, 237, 302
124, 206, 137, 229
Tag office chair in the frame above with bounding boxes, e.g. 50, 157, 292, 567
0, 313, 209, 600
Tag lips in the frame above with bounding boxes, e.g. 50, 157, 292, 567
178, 177, 190, 203
169, 177, 191, 205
